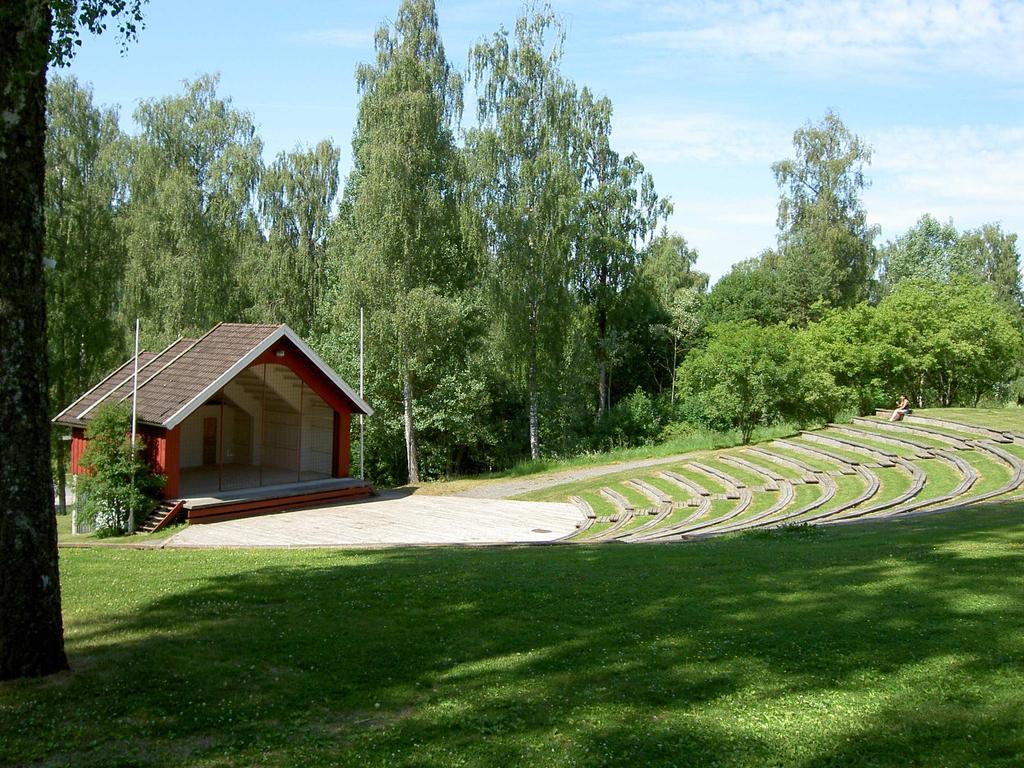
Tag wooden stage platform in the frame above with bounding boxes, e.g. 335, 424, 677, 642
182, 477, 373, 524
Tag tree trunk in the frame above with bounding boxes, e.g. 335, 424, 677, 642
528, 329, 540, 462
596, 307, 608, 417
0, 0, 69, 680
670, 342, 677, 407
403, 368, 419, 485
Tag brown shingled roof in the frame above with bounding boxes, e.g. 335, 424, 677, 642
129, 323, 280, 424
54, 350, 162, 429
54, 322, 372, 430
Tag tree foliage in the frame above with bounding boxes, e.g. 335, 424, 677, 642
880, 215, 1023, 319
251, 140, 341, 335
772, 110, 878, 313
77, 403, 164, 535
333, 0, 469, 483
44, 76, 128, 511
679, 322, 799, 443
34, 2, 1024, 497
468, 8, 580, 460
122, 74, 262, 341
573, 87, 669, 414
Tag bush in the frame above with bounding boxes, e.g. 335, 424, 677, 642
78, 403, 164, 536
593, 389, 662, 449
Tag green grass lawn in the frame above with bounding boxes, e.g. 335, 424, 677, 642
959, 451, 1014, 498
866, 466, 913, 505
769, 445, 843, 473
516, 462, 728, 505
423, 423, 802, 494
733, 451, 804, 481
790, 437, 875, 466
913, 457, 965, 502
577, 491, 616, 518
917, 407, 1024, 432
790, 474, 864, 521
821, 428, 917, 458
783, 480, 829, 515
853, 422, 954, 450
699, 457, 766, 488
3, 506, 1023, 767
642, 474, 696, 503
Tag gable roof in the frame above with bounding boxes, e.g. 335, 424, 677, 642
54, 323, 372, 429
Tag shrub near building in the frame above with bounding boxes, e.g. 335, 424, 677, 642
77, 403, 164, 536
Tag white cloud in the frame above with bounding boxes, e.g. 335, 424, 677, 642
614, 111, 1024, 278
618, 0, 1024, 79
290, 28, 371, 49
866, 124, 1024, 234
614, 111, 789, 165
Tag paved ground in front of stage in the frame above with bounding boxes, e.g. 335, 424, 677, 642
163, 491, 582, 548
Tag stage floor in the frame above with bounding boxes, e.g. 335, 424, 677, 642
182, 476, 369, 510
179, 465, 331, 498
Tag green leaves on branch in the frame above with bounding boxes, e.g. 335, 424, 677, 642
679, 321, 824, 444
77, 403, 164, 536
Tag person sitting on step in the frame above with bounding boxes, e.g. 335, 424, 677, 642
890, 394, 912, 422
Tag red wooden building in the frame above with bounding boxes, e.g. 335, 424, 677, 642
54, 323, 373, 525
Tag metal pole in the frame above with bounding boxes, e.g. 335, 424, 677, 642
128, 318, 140, 534
296, 379, 304, 483
359, 306, 364, 481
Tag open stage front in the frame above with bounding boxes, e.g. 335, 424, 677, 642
183, 477, 373, 524
175, 362, 342, 495
179, 465, 332, 497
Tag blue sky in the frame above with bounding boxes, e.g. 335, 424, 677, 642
64, 0, 1024, 282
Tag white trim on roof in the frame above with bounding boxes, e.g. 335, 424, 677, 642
162, 325, 372, 430
52, 336, 185, 425
281, 325, 374, 417
76, 336, 186, 421
52, 359, 135, 424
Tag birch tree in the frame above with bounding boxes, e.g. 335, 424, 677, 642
468, 8, 579, 460
772, 111, 878, 313
122, 74, 263, 341
252, 140, 341, 335
574, 87, 668, 416
348, 0, 464, 483
45, 75, 128, 514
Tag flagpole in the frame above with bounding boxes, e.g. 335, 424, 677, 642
128, 318, 140, 534
359, 306, 365, 481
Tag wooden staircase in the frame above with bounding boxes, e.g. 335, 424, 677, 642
140, 499, 184, 533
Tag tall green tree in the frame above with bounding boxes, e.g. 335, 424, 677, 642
122, 74, 262, 342
878, 214, 962, 291
702, 256, 788, 327
955, 223, 1022, 314
1, 0, 144, 681
880, 216, 1022, 319
45, 75, 128, 514
346, 0, 465, 483
772, 111, 878, 315
871, 279, 1022, 407
651, 287, 704, 406
251, 140, 341, 335
641, 229, 708, 303
679, 321, 797, 443
574, 87, 668, 416
468, 7, 579, 460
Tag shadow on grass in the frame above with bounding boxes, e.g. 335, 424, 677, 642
3, 503, 1024, 767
